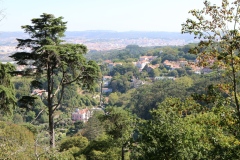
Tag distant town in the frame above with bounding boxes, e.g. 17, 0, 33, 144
0, 31, 197, 62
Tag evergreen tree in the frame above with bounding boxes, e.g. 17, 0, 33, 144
10, 13, 100, 148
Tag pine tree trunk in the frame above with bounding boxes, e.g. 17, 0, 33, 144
122, 145, 124, 160
47, 63, 55, 148
49, 108, 55, 148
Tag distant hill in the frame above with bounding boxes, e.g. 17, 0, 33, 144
0, 30, 195, 41
0, 32, 27, 38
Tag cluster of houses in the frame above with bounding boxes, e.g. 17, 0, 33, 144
104, 56, 158, 72
101, 56, 159, 93
163, 60, 187, 70
101, 55, 215, 95
162, 60, 211, 74
103, 55, 205, 74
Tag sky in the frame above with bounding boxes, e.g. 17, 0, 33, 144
0, 0, 221, 32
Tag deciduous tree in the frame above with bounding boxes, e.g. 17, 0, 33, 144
182, 0, 240, 120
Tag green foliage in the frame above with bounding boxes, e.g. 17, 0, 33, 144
134, 98, 240, 159
161, 53, 178, 62
82, 134, 122, 160
148, 68, 160, 77
175, 76, 193, 88
12, 113, 23, 124
126, 74, 224, 119
110, 63, 139, 77
99, 106, 136, 160
66, 121, 84, 136
108, 92, 119, 106
110, 75, 131, 93
25, 110, 36, 122
82, 111, 104, 141
150, 57, 161, 65
13, 77, 32, 100
20, 123, 38, 135
0, 121, 35, 159
0, 63, 16, 114
167, 69, 178, 77
59, 135, 89, 152
99, 107, 135, 143
129, 80, 189, 119
57, 135, 89, 159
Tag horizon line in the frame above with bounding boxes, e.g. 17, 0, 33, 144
0, 30, 183, 33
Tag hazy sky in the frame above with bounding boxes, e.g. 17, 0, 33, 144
0, 0, 221, 32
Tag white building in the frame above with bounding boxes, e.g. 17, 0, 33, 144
71, 108, 91, 123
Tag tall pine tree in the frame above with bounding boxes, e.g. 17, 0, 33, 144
10, 13, 100, 148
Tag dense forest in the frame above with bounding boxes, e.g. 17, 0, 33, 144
1, 0, 240, 159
